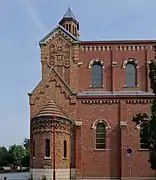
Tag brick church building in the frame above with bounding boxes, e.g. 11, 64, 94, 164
29, 7, 156, 180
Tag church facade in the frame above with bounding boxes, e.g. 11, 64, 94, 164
29, 8, 156, 180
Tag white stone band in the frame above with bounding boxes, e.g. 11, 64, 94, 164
30, 168, 70, 180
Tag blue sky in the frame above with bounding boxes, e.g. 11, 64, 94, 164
0, 0, 156, 147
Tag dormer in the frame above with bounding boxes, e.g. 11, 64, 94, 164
59, 7, 80, 38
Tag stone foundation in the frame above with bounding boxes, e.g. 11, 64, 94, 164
30, 168, 70, 180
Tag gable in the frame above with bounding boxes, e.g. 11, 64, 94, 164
28, 67, 76, 106
39, 24, 79, 45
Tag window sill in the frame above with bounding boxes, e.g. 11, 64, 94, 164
139, 148, 149, 151
63, 157, 67, 160
89, 85, 104, 88
93, 148, 109, 151
44, 156, 51, 160
33, 157, 36, 160
123, 85, 139, 88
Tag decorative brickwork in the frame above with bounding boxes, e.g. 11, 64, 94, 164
29, 7, 156, 180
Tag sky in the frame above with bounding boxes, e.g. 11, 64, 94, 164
1, 0, 156, 147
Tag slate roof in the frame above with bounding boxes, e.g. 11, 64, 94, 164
39, 24, 79, 45
34, 100, 68, 119
63, 7, 76, 19
77, 91, 154, 97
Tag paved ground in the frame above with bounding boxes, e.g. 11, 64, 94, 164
0, 172, 29, 180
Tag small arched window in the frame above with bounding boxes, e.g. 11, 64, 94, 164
63, 140, 67, 158
125, 63, 136, 87
96, 123, 106, 149
140, 122, 149, 149
92, 62, 102, 88
45, 139, 50, 157
33, 140, 35, 157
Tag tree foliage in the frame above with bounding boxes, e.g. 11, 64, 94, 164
132, 60, 156, 169
0, 139, 30, 168
0, 146, 12, 166
9, 145, 26, 167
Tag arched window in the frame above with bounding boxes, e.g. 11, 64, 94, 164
125, 63, 136, 87
92, 62, 102, 88
140, 123, 149, 149
45, 139, 50, 157
63, 140, 67, 158
96, 123, 106, 149
33, 140, 35, 157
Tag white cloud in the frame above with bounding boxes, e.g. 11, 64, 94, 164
21, 0, 47, 33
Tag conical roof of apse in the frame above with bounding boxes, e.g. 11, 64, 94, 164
34, 100, 68, 119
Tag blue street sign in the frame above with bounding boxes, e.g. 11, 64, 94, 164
127, 147, 133, 156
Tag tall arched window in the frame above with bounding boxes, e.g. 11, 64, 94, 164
45, 139, 50, 157
92, 62, 102, 88
33, 140, 35, 157
140, 123, 149, 149
125, 63, 136, 87
63, 140, 67, 158
96, 123, 106, 149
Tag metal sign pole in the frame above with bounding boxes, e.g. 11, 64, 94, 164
129, 156, 132, 180
126, 147, 133, 180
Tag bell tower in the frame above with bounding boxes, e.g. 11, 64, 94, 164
59, 7, 80, 38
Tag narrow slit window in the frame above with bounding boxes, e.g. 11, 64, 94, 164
140, 123, 149, 150
63, 140, 67, 158
45, 139, 50, 157
33, 140, 35, 157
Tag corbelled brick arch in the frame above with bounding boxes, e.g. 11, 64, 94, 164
122, 58, 139, 69
88, 58, 104, 69
91, 119, 111, 129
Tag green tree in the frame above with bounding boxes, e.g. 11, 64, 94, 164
22, 138, 30, 167
132, 60, 156, 169
0, 146, 11, 166
21, 155, 30, 167
8, 144, 26, 168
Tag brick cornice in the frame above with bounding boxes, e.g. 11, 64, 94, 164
80, 99, 153, 105
77, 95, 155, 100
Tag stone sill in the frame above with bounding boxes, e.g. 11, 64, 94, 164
44, 156, 51, 160
63, 157, 67, 160
89, 85, 104, 88
123, 85, 139, 88
92, 148, 110, 151
139, 148, 149, 151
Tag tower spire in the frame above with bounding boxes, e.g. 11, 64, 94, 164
59, 7, 80, 38
63, 6, 76, 20
68, 3, 70, 9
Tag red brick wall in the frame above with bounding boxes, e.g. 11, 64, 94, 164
76, 100, 121, 178
121, 100, 153, 177
75, 98, 154, 178
78, 43, 155, 92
